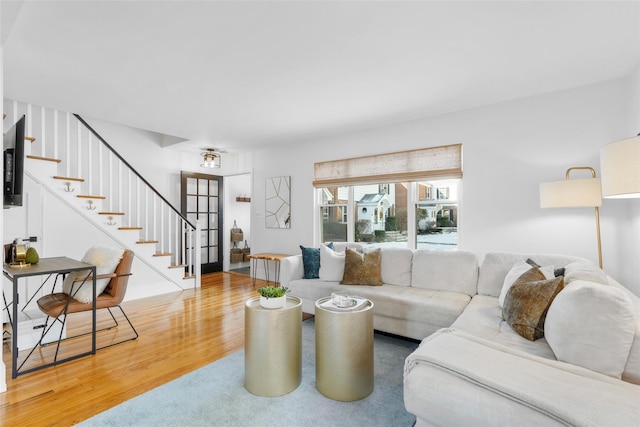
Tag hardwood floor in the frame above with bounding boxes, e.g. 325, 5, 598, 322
0, 272, 261, 427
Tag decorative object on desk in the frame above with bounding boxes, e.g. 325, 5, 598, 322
230, 220, 243, 242
25, 247, 39, 264
5, 238, 29, 266
265, 176, 291, 229
242, 240, 251, 262
257, 285, 289, 309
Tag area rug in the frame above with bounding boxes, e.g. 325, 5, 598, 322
78, 318, 419, 427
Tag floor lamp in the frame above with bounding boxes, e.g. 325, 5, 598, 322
601, 135, 640, 199
539, 167, 603, 268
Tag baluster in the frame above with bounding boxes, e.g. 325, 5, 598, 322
66, 112, 71, 177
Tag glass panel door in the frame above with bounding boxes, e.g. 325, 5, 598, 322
181, 171, 223, 274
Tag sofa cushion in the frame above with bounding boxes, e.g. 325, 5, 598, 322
545, 280, 637, 379
318, 244, 345, 281
451, 295, 557, 359
341, 248, 383, 286
380, 247, 413, 287
299, 243, 334, 279
502, 276, 564, 341
411, 249, 478, 296
498, 261, 554, 307
477, 252, 588, 297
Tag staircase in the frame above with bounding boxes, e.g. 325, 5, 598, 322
4, 99, 201, 291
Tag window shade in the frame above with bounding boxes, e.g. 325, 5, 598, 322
313, 144, 462, 187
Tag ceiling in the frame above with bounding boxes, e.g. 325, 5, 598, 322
2, 1, 639, 153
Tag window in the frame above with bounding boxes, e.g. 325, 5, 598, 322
314, 145, 462, 250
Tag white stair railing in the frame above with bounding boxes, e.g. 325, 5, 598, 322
4, 99, 201, 287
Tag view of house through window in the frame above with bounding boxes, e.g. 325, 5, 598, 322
319, 179, 459, 249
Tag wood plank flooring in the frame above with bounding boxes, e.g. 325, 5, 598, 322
0, 272, 261, 427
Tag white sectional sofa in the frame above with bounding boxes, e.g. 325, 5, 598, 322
280, 245, 640, 426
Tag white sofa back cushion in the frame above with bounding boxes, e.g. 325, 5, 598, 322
412, 249, 478, 296
380, 248, 413, 287
545, 280, 637, 379
477, 252, 587, 297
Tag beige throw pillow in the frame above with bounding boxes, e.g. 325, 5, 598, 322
340, 248, 383, 286
502, 276, 564, 341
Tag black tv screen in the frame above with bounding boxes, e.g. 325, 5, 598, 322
4, 115, 26, 208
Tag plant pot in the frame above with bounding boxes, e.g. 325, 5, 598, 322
260, 295, 286, 309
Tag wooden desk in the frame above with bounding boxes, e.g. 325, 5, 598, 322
3, 257, 96, 378
247, 253, 290, 286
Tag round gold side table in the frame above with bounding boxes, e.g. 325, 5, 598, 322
244, 296, 302, 397
315, 296, 374, 401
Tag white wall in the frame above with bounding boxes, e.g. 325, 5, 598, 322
251, 78, 639, 295
224, 173, 252, 271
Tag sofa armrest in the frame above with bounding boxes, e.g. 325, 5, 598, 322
280, 254, 303, 287
404, 329, 640, 427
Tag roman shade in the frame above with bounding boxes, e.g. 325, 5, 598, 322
313, 144, 462, 187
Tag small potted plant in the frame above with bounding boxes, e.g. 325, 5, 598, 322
257, 285, 289, 309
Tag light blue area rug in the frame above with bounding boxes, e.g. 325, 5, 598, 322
78, 318, 419, 427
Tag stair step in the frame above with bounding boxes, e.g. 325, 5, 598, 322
169, 264, 187, 269
153, 252, 172, 257
184, 274, 196, 280
26, 155, 61, 164
136, 240, 159, 244
77, 195, 106, 200
98, 211, 125, 216
25, 136, 36, 142
119, 227, 143, 230
53, 175, 84, 183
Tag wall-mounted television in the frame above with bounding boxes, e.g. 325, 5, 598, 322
4, 115, 26, 209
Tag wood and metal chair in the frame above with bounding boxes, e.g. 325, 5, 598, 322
35, 249, 138, 361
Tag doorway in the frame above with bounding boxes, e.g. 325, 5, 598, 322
181, 172, 223, 274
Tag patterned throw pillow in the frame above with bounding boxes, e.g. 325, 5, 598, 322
340, 248, 383, 286
502, 276, 564, 341
300, 243, 333, 279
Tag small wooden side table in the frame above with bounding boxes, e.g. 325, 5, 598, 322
247, 253, 290, 286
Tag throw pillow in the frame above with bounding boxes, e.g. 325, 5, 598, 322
563, 261, 608, 286
62, 246, 125, 303
300, 243, 333, 279
340, 248, 383, 286
545, 280, 636, 379
502, 276, 564, 341
499, 261, 554, 307
318, 244, 346, 282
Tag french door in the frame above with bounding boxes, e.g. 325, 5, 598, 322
181, 172, 223, 274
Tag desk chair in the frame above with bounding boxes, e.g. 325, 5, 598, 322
36, 249, 138, 360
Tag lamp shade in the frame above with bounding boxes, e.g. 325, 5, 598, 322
600, 136, 640, 198
539, 178, 602, 208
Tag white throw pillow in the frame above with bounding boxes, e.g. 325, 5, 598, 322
563, 261, 608, 286
545, 280, 637, 378
498, 261, 554, 307
62, 246, 125, 303
318, 244, 345, 282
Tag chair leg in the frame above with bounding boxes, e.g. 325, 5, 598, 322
98, 305, 138, 350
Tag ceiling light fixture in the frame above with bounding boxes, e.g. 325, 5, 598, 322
201, 148, 221, 168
